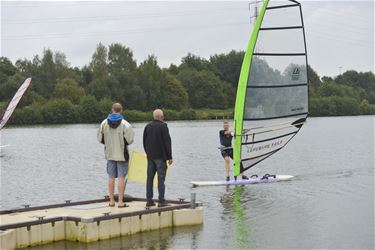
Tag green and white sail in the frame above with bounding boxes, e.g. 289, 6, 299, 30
233, 0, 309, 176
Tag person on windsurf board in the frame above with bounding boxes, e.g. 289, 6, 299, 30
219, 121, 248, 181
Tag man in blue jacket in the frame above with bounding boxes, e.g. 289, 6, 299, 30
98, 103, 134, 208
143, 109, 172, 207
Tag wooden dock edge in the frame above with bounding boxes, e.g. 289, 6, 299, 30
0, 198, 203, 249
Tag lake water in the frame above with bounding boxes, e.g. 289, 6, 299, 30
0, 116, 374, 249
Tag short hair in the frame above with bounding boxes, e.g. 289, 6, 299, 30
112, 103, 123, 113
223, 121, 229, 124
153, 109, 164, 120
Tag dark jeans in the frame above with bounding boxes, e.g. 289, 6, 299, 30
146, 158, 167, 202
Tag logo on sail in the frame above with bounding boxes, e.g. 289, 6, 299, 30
291, 67, 300, 81
246, 139, 284, 153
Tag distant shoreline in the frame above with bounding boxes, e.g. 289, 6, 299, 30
6, 111, 374, 128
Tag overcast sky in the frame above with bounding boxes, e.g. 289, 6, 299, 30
1, 1, 374, 77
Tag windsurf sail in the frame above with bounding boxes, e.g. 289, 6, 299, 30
233, 0, 309, 176
0, 77, 32, 130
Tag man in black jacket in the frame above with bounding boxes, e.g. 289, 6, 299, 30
143, 109, 172, 207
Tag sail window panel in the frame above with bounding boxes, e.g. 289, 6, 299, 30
241, 116, 305, 144
241, 115, 306, 143
264, 3, 301, 27
243, 85, 308, 120
241, 132, 294, 160
241, 125, 299, 144
255, 29, 305, 54
248, 56, 307, 86
267, 0, 298, 8
242, 115, 307, 131
241, 152, 274, 170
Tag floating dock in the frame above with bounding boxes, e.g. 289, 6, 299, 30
0, 196, 203, 249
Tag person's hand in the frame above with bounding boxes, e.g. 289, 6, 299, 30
168, 159, 173, 165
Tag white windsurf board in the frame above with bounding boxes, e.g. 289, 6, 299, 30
191, 175, 293, 187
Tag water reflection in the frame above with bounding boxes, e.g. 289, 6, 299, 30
220, 186, 256, 249
26, 225, 202, 250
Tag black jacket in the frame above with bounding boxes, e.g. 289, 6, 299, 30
143, 120, 172, 161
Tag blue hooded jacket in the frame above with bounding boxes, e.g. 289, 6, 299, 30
105, 113, 130, 161
107, 113, 124, 128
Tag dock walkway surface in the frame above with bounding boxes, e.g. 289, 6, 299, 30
0, 196, 203, 249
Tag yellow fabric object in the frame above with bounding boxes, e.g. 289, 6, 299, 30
128, 150, 169, 187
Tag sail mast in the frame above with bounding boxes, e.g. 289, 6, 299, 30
0, 77, 32, 130
233, 0, 269, 177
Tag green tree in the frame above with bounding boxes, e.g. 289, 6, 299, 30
54, 78, 85, 104
317, 81, 358, 99
79, 95, 101, 122
86, 79, 111, 100
108, 43, 137, 77
35, 49, 58, 98
209, 50, 244, 86
336, 70, 375, 91
98, 97, 113, 117
54, 52, 78, 81
137, 55, 163, 110
10, 105, 44, 125
308, 65, 321, 84
360, 99, 375, 115
180, 53, 210, 72
42, 99, 78, 124
0, 57, 17, 83
89, 43, 108, 81
159, 73, 189, 111
177, 68, 227, 109
122, 85, 147, 111
0, 73, 24, 101
179, 109, 197, 120
107, 43, 138, 104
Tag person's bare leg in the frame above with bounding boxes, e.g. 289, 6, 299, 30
225, 157, 230, 177
108, 177, 115, 205
118, 176, 126, 206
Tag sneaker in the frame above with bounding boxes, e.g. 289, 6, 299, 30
146, 201, 156, 207
226, 176, 230, 182
157, 201, 169, 207
242, 175, 249, 180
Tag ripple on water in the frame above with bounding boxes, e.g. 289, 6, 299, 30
1, 117, 374, 249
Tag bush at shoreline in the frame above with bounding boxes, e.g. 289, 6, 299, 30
1, 44, 374, 126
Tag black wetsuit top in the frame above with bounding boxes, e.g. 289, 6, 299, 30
219, 130, 233, 147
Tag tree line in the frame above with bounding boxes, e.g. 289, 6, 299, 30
0, 42, 374, 125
